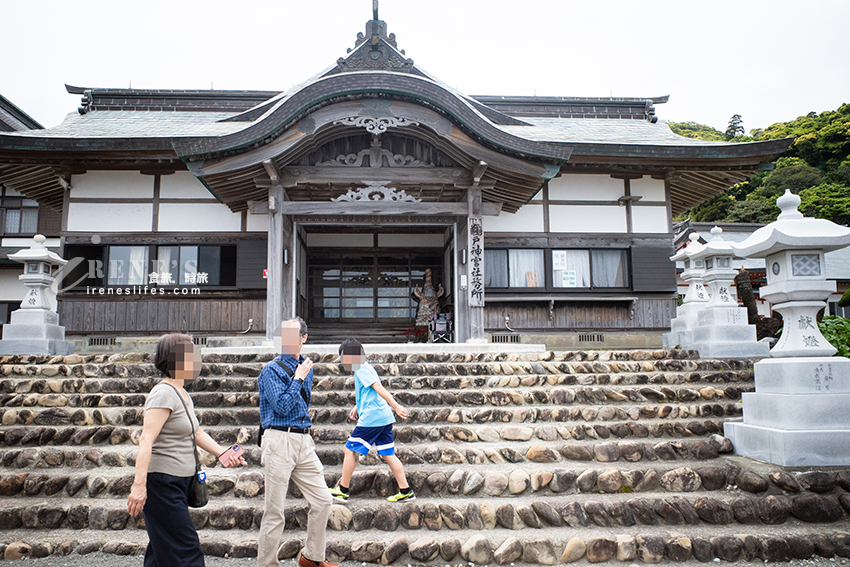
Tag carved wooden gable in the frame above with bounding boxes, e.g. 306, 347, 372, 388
293, 133, 461, 169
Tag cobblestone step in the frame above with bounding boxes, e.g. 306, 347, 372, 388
8, 525, 846, 563
2, 484, 849, 533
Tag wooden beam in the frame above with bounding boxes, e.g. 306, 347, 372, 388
262, 160, 280, 185
248, 200, 502, 216
253, 167, 474, 187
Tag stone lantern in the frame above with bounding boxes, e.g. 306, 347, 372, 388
687, 227, 768, 358
724, 189, 850, 466
0, 234, 74, 355
663, 239, 709, 348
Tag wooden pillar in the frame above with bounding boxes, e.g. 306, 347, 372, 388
266, 185, 289, 341
467, 187, 486, 342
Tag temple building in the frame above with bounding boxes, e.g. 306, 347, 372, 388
0, 8, 792, 347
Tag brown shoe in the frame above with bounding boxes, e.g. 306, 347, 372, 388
299, 556, 339, 567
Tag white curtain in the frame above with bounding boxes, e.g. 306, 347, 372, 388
20, 209, 38, 233
156, 246, 173, 284
554, 250, 590, 288
5, 210, 20, 233
128, 246, 149, 285
509, 249, 544, 288
591, 250, 627, 287
484, 250, 508, 287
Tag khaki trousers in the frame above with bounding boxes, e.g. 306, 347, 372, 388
258, 429, 333, 567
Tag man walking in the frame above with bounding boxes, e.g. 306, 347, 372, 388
258, 317, 336, 567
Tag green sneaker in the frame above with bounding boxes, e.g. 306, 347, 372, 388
387, 490, 415, 502
329, 485, 349, 503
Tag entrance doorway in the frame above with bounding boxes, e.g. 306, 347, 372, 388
308, 252, 443, 323
296, 225, 455, 343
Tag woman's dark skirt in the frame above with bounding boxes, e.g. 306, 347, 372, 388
143, 472, 205, 567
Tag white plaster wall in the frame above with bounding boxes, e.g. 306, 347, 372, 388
71, 171, 154, 198
378, 234, 444, 248
549, 204, 627, 233
2, 237, 60, 249
548, 174, 624, 201
630, 177, 667, 201
159, 171, 215, 199
632, 206, 670, 233
0, 270, 27, 301
3, 187, 23, 197
305, 234, 373, 247
483, 205, 544, 233
246, 213, 268, 232
530, 188, 544, 201
67, 203, 153, 232
158, 203, 242, 232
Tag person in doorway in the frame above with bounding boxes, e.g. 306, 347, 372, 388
329, 338, 414, 503
127, 334, 246, 567
257, 317, 337, 567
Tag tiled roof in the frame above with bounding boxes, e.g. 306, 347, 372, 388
6, 110, 245, 139
0, 94, 42, 132
497, 118, 740, 147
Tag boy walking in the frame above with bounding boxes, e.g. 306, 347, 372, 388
330, 339, 415, 503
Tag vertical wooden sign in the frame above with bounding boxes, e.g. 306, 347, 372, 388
468, 217, 484, 307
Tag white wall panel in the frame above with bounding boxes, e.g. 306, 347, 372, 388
246, 213, 268, 232
632, 206, 670, 233
548, 174, 624, 201
158, 203, 241, 232
72, 171, 153, 198
159, 171, 215, 199
67, 203, 153, 232
549, 205, 627, 233
631, 177, 666, 201
483, 205, 544, 233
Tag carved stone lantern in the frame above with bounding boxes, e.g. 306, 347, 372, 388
686, 227, 768, 358
724, 189, 850, 466
0, 235, 74, 355
663, 239, 709, 348
732, 190, 850, 357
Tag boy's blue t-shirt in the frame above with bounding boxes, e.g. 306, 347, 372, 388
354, 362, 396, 427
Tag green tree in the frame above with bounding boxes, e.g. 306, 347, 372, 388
798, 183, 850, 226
725, 114, 745, 140
668, 121, 726, 141
724, 199, 779, 223
757, 164, 825, 198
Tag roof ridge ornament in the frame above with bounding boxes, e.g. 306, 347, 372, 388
333, 115, 419, 135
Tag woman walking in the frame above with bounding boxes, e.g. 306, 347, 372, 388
128, 333, 246, 566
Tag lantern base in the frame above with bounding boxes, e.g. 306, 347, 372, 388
0, 308, 74, 355
724, 420, 850, 467
0, 339, 74, 356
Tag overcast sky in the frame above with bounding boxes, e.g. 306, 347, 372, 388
3, 0, 848, 133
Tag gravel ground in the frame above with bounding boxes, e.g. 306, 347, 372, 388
8, 553, 850, 567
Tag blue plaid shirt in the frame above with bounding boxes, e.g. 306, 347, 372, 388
258, 353, 313, 429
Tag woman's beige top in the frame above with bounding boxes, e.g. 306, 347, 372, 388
144, 382, 200, 477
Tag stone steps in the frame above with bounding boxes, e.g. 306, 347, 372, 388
1, 349, 849, 564
2, 524, 850, 563
2, 470, 849, 531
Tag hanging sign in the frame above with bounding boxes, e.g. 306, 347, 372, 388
468, 218, 484, 307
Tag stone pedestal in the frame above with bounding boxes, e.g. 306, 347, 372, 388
0, 308, 74, 355
690, 307, 769, 358
664, 301, 706, 348
663, 239, 709, 348
725, 357, 850, 466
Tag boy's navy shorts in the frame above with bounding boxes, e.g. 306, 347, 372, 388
345, 424, 394, 456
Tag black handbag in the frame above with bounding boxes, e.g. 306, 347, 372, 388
164, 382, 209, 508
